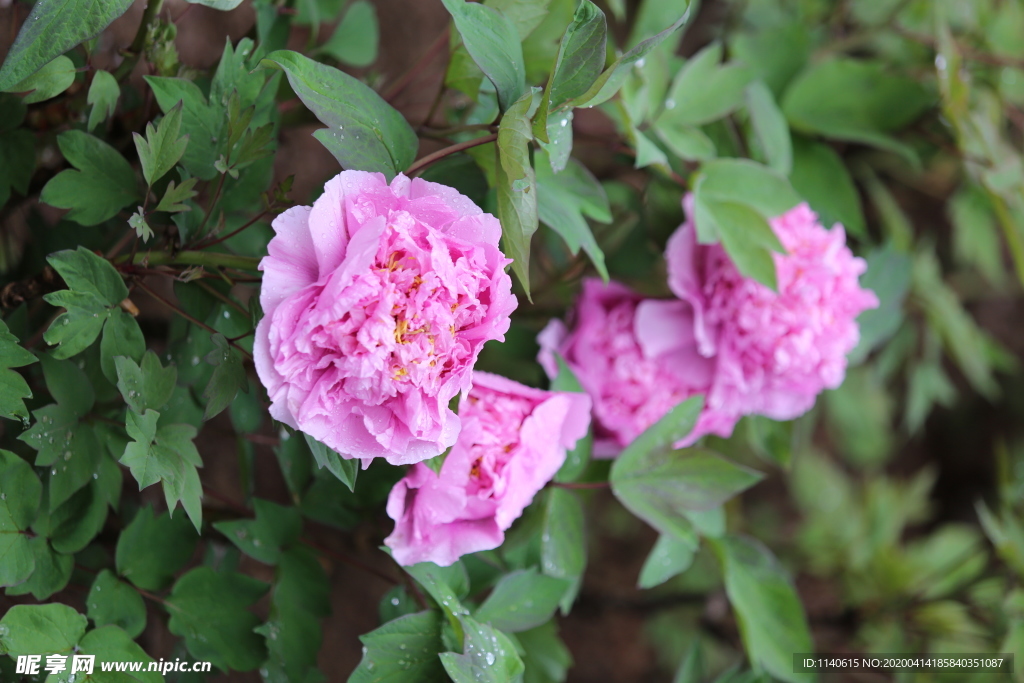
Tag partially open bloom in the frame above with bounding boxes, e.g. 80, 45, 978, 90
666, 198, 878, 422
254, 171, 516, 466
384, 372, 591, 566
537, 279, 728, 456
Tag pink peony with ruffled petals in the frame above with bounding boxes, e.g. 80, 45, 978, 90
384, 371, 591, 567
254, 171, 516, 466
537, 279, 728, 456
666, 197, 878, 423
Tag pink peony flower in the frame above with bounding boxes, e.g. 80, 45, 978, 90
254, 171, 516, 466
384, 371, 591, 566
666, 197, 878, 422
537, 279, 728, 456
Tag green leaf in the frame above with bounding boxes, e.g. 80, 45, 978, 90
115, 351, 178, 414
87, 70, 119, 132
788, 136, 865, 239
517, 620, 573, 683
474, 569, 570, 632
661, 43, 752, 127
145, 77, 223, 180
442, 0, 526, 111
184, 0, 246, 8
5, 536, 73, 600
39, 354, 92, 418
0, 0, 132, 91
745, 80, 791, 175
782, 58, 932, 162
167, 567, 269, 672
0, 127, 34, 208
275, 547, 331, 619
485, 0, 552, 39
0, 451, 41, 587
568, 10, 691, 109
48, 246, 128, 306
440, 615, 525, 683
694, 158, 802, 232
711, 535, 814, 683
214, 498, 302, 565
2, 55, 76, 104
46, 422, 103, 513
496, 89, 539, 296
0, 603, 86, 656
115, 506, 198, 591
405, 561, 471, 620
697, 197, 781, 290
653, 119, 716, 161
544, 0, 606, 111
259, 50, 417, 178
550, 356, 592, 482
848, 245, 910, 364
673, 639, 705, 683
319, 0, 379, 67
120, 410, 204, 532
541, 488, 585, 612
86, 569, 147, 638
730, 22, 810, 97
40, 132, 141, 226
128, 207, 154, 242
100, 310, 145, 385
156, 177, 199, 213
41, 290, 110, 359
613, 444, 762, 540
348, 611, 447, 683
77, 625, 163, 683
638, 528, 698, 589
303, 432, 359, 491
0, 318, 37, 423
203, 333, 247, 419
134, 100, 189, 187
535, 149, 610, 281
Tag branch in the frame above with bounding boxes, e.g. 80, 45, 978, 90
405, 134, 498, 176
119, 250, 262, 271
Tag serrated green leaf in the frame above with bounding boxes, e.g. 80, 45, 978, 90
4, 535, 73, 600
638, 528, 698, 589
0, 318, 37, 423
214, 498, 302, 565
535, 149, 609, 280
46, 421, 102, 512
349, 611, 446, 683
319, 0, 379, 67
475, 569, 569, 632
167, 567, 269, 672
3, 55, 76, 104
87, 568, 147, 638
100, 310, 145, 385
87, 70, 119, 132
40, 131, 140, 226
259, 50, 416, 178
304, 432, 359, 491
0, 603, 87, 656
710, 535, 814, 683
440, 616, 525, 683
42, 290, 110, 359
0, 0, 132, 91
145, 77, 224, 180
47, 246, 128, 306
116, 506, 198, 591
37, 353, 92, 419
115, 350, 177, 414
442, 0, 526, 111
496, 89, 539, 296
134, 100, 189, 188
156, 176, 199, 213
0, 450, 41, 587
745, 80, 791, 175
203, 333, 247, 419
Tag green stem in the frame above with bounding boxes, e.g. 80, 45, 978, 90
122, 250, 261, 271
113, 0, 165, 81
987, 191, 1024, 288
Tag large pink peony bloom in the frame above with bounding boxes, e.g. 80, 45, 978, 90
537, 279, 728, 456
666, 197, 878, 422
384, 372, 591, 566
254, 171, 516, 466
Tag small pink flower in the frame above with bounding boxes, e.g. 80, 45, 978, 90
666, 197, 878, 422
384, 372, 591, 567
254, 171, 517, 466
537, 279, 727, 456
